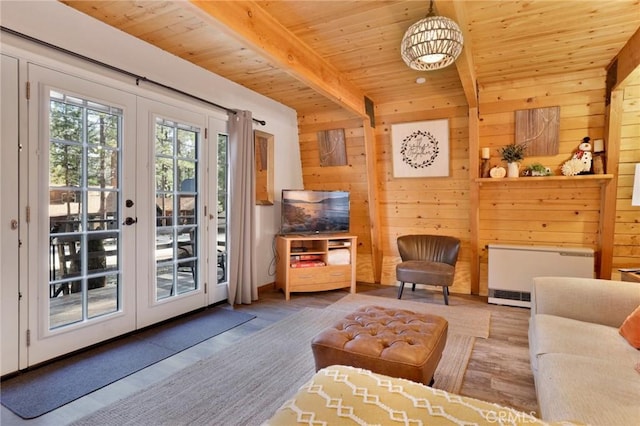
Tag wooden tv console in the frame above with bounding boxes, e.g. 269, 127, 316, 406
275, 234, 357, 300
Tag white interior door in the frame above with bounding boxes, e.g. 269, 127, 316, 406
1, 54, 21, 375
26, 65, 138, 365
135, 98, 208, 328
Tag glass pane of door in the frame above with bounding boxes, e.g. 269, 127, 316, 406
48, 90, 121, 329
217, 133, 228, 284
154, 118, 199, 300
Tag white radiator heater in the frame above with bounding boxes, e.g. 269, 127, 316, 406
488, 244, 594, 308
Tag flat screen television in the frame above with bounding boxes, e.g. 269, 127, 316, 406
281, 189, 350, 235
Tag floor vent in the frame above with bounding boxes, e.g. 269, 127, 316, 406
489, 289, 531, 303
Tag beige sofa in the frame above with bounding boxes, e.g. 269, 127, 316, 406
528, 276, 640, 425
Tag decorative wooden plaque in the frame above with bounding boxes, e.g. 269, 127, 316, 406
254, 130, 274, 205
317, 129, 347, 166
515, 106, 560, 156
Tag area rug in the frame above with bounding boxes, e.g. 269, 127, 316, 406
71, 306, 478, 426
328, 293, 491, 338
1, 306, 255, 419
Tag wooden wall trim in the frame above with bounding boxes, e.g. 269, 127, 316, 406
468, 107, 480, 293
599, 89, 623, 278
364, 119, 382, 282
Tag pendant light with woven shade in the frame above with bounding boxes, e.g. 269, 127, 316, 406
401, 0, 464, 71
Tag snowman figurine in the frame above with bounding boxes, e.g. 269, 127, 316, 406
571, 136, 593, 174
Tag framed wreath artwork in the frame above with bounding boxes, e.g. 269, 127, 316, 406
391, 119, 449, 177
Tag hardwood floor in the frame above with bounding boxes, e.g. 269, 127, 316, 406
233, 283, 538, 415
1, 283, 538, 425
272, 284, 538, 415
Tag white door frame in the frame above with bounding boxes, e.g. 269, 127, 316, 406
208, 116, 229, 305
1, 54, 22, 375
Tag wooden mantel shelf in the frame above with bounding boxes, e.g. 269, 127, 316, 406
475, 174, 614, 184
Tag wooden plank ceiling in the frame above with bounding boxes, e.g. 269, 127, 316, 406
60, 0, 640, 117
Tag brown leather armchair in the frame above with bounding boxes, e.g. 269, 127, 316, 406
396, 234, 460, 305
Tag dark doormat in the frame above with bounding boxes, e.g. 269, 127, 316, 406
1, 306, 255, 419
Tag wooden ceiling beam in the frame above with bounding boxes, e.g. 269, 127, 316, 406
187, 0, 368, 118
436, 0, 478, 108
610, 26, 640, 90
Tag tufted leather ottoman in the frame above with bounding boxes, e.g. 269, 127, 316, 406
311, 305, 448, 385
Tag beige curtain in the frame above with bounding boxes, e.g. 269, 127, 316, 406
227, 110, 257, 305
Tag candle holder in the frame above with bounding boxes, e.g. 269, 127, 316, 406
591, 139, 605, 174
592, 152, 605, 174
480, 147, 491, 177
480, 158, 491, 178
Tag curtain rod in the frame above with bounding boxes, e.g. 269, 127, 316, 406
1, 26, 267, 126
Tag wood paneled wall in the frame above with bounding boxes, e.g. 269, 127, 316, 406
297, 68, 632, 294
478, 69, 607, 173
613, 77, 640, 277
297, 113, 376, 283
298, 97, 473, 293
374, 104, 471, 293
475, 69, 609, 294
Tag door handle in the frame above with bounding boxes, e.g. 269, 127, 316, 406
123, 217, 138, 226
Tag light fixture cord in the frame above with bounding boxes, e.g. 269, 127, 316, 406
427, 0, 435, 17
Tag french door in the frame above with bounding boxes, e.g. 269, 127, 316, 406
27, 65, 138, 365
135, 98, 208, 327
24, 66, 220, 365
